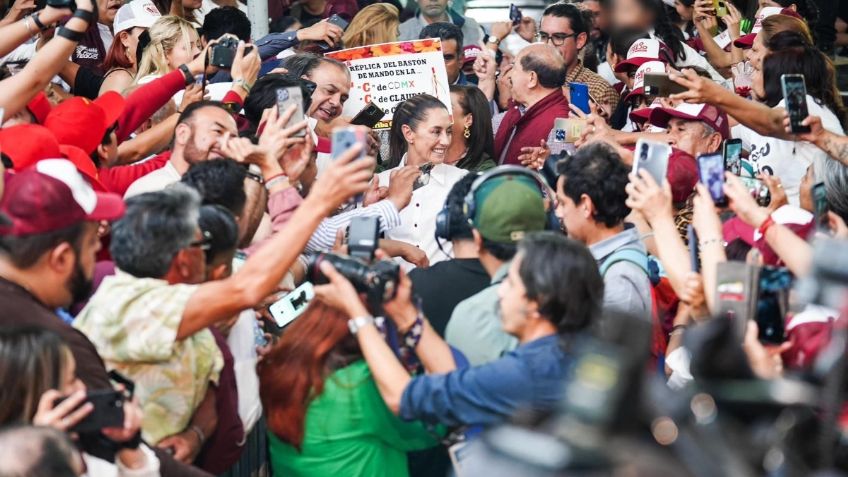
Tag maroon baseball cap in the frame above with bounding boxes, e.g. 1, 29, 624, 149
733, 33, 757, 49
463, 45, 483, 65
44, 92, 125, 155
614, 38, 674, 73
649, 103, 731, 140
733, 8, 804, 49
722, 205, 814, 266
667, 148, 698, 204
0, 159, 124, 236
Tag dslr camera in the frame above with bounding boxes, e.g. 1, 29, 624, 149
306, 254, 400, 307
210, 36, 252, 69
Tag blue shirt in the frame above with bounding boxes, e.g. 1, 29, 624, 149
399, 335, 571, 427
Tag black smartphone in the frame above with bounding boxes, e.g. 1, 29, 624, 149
348, 216, 380, 263
813, 182, 828, 230
697, 152, 727, 207
643, 72, 688, 97
782, 74, 810, 133
756, 266, 791, 344
318, 14, 349, 50
688, 224, 700, 273
54, 389, 125, 433
350, 102, 386, 129
509, 3, 522, 25
723, 138, 743, 176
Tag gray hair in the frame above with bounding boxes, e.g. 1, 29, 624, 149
110, 183, 201, 279
823, 157, 848, 222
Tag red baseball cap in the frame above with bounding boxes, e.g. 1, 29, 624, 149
629, 98, 664, 126
26, 92, 52, 124
44, 92, 125, 155
667, 148, 698, 204
649, 102, 731, 140
614, 38, 674, 73
0, 159, 124, 236
733, 33, 757, 49
722, 205, 813, 266
733, 8, 804, 49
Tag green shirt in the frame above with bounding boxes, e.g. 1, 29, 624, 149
268, 360, 440, 477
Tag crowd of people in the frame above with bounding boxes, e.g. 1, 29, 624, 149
0, 0, 847, 474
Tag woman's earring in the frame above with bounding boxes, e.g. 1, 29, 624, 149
463, 126, 471, 139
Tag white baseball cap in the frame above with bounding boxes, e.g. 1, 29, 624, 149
114, 0, 162, 34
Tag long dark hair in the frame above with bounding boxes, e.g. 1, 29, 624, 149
761, 38, 848, 130
387, 94, 448, 169
625, 0, 686, 62
258, 302, 361, 449
0, 327, 69, 426
450, 85, 494, 171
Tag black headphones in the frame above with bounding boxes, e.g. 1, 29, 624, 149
462, 165, 555, 232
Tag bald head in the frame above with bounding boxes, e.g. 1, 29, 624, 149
517, 44, 567, 90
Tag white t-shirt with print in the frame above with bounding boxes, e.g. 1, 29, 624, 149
731, 95, 844, 205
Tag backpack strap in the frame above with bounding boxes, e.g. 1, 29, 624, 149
599, 247, 649, 277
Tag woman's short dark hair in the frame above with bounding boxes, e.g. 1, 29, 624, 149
556, 142, 631, 227
761, 39, 848, 130
517, 232, 602, 333
387, 94, 447, 168
450, 85, 494, 171
198, 205, 239, 266
243, 73, 312, 132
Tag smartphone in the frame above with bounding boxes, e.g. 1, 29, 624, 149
756, 267, 791, 344
569, 82, 590, 115
348, 216, 380, 262
331, 126, 368, 161
54, 389, 125, 433
813, 182, 829, 230
553, 117, 586, 143
713, 0, 728, 17
688, 224, 700, 273
632, 138, 671, 186
318, 14, 349, 50
723, 138, 743, 176
697, 153, 727, 207
350, 101, 386, 129
782, 74, 810, 133
276, 87, 306, 137
509, 3, 522, 25
740, 177, 771, 207
268, 282, 314, 329
643, 72, 688, 97
414, 162, 434, 190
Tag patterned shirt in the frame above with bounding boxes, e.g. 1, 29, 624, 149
566, 60, 620, 111
74, 270, 223, 443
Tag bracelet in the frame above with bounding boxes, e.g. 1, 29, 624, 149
670, 324, 688, 334
233, 78, 252, 93
23, 15, 35, 37
758, 214, 776, 237
178, 64, 195, 85
698, 237, 724, 248
72, 8, 95, 24
188, 424, 206, 444
669, 328, 686, 338
265, 175, 290, 191
30, 12, 48, 31
56, 26, 84, 42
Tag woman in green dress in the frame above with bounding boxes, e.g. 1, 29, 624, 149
258, 301, 440, 477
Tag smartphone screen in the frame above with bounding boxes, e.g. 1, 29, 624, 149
782, 74, 810, 133
276, 87, 306, 137
569, 83, 590, 115
698, 152, 727, 207
643, 73, 687, 97
633, 139, 671, 186
813, 182, 828, 229
723, 139, 743, 176
756, 267, 791, 344
509, 3, 522, 25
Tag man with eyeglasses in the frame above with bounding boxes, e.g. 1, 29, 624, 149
539, 2, 619, 112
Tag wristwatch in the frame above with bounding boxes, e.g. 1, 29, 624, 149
348, 315, 375, 335
488, 36, 501, 46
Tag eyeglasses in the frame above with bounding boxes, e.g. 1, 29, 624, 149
536, 32, 578, 46
188, 230, 213, 251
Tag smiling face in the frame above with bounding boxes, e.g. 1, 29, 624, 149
166, 29, 201, 71
177, 106, 239, 164
402, 106, 452, 166
666, 118, 721, 157
306, 62, 351, 122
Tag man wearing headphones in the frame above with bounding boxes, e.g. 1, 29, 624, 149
444, 166, 550, 366
408, 174, 491, 337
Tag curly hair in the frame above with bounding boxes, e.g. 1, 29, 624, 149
556, 142, 631, 228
